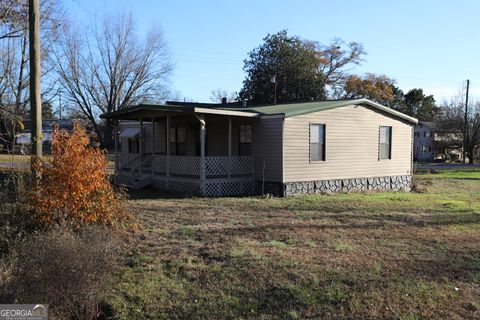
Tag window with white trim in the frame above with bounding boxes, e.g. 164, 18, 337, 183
310, 124, 325, 161
379, 126, 392, 160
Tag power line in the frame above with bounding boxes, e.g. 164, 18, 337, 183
168, 46, 245, 58
463, 79, 469, 165
69, 0, 94, 16
174, 52, 241, 61
174, 57, 243, 66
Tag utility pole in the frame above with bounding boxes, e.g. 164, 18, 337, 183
463, 79, 469, 165
271, 75, 277, 105
29, 0, 42, 164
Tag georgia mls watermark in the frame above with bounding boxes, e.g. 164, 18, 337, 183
0, 305, 48, 320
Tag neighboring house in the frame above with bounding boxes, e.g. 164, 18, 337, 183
14, 119, 75, 153
413, 121, 436, 161
101, 98, 417, 197
413, 121, 463, 162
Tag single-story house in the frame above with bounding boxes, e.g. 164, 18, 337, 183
14, 119, 75, 153
101, 98, 418, 197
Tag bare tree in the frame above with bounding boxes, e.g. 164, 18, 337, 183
0, 0, 62, 150
0, 0, 26, 40
306, 38, 366, 97
210, 88, 237, 103
439, 95, 480, 164
54, 12, 172, 148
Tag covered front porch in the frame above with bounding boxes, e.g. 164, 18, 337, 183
104, 104, 259, 196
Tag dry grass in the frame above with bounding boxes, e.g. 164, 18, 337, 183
0, 153, 115, 173
0, 154, 31, 163
105, 172, 480, 319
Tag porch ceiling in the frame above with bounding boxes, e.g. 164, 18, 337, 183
100, 103, 259, 120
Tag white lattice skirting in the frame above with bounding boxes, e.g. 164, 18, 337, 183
118, 153, 255, 196
204, 178, 255, 196
150, 175, 255, 196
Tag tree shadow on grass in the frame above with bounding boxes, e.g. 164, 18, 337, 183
127, 187, 195, 200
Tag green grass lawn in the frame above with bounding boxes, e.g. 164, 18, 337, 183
105, 170, 480, 319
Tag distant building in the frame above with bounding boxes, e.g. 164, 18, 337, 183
14, 119, 74, 153
413, 122, 436, 161
413, 121, 463, 162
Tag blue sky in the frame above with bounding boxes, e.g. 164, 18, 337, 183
65, 0, 480, 102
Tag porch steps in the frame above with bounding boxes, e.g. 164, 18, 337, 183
126, 175, 152, 190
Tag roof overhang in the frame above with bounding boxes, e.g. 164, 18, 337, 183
277, 99, 418, 124
101, 104, 259, 120
119, 127, 140, 138
356, 99, 418, 124
223, 98, 418, 124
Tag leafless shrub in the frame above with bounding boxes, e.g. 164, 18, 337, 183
411, 176, 431, 193
2, 227, 122, 320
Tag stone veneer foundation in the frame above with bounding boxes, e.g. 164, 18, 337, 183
258, 175, 412, 197
284, 175, 412, 196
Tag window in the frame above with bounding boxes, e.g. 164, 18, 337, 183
238, 125, 252, 155
424, 131, 431, 137
169, 127, 176, 143
310, 124, 325, 161
128, 138, 139, 154
379, 126, 392, 160
422, 145, 431, 152
414, 132, 420, 137
169, 127, 186, 155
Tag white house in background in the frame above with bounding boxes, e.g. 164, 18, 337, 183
413, 121, 436, 162
101, 98, 417, 197
413, 121, 464, 162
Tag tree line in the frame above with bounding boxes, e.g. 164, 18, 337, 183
213, 30, 478, 163
0, 1, 172, 150
0, 3, 477, 160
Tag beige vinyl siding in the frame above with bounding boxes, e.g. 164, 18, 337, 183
283, 104, 413, 182
252, 116, 283, 182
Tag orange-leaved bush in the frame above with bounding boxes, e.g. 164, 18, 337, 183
30, 123, 126, 227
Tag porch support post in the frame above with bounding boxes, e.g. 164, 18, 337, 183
139, 117, 143, 174
166, 115, 170, 177
151, 117, 155, 175
199, 114, 206, 196
228, 116, 232, 178
139, 117, 144, 154
114, 119, 119, 183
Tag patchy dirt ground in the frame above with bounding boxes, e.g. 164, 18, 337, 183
106, 173, 480, 319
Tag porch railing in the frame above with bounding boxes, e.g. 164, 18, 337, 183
115, 153, 255, 195
118, 153, 141, 170
205, 156, 254, 177
149, 154, 254, 178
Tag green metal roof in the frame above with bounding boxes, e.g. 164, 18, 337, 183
100, 104, 194, 119
227, 98, 418, 123
101, 98, 418, 124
